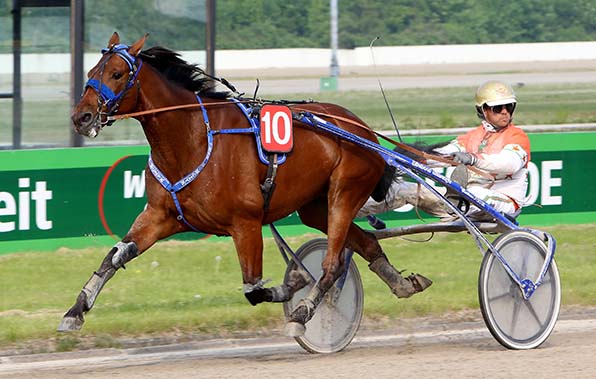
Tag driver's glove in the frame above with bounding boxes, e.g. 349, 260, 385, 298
451, 152, 477, 166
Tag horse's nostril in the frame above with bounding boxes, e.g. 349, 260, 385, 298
74, 112, 94, 127
81, 112, 93, 124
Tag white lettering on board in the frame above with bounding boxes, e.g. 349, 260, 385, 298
123, 170, 146, 199
0, 178, 53, 232
525, 162, 540, 205
540, 160, 563, 206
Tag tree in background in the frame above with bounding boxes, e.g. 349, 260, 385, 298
2, 0, 596, 53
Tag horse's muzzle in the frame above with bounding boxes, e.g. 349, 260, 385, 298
72, 110, 100, 138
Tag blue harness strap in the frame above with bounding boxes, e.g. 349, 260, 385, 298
85, 44, 143, 112
148, 95, 214, 232
85, 79, 118, 102
101, 44, 137, 70
147, 97, 287, 232
231, 99, 287, 165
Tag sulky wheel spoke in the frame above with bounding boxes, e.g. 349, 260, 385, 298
488, 291, 514, 303
508, 290, 524, 336
521, 273, 556, 327
488, 266, 520, 303
503, 249, 534, 336
523, 298, 544, 327
522, 284, 552, 327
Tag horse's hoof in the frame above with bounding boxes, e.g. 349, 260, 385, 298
393, 273, 433, 298
57, 316, 83, 332
408, 273, 433, 293
284, 321, 306, 337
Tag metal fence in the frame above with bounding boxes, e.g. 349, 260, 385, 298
0, 0, 211, 149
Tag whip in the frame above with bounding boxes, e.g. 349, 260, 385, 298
369, 36, 403, 142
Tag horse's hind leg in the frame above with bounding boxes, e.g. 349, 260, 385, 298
297, 198, 431, 307
58, 207, 180, 332
346, 226, 433, 299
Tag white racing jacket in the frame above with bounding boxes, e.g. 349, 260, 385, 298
434, 122, 531, 207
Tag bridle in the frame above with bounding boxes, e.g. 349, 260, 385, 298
85, 44, 143, 127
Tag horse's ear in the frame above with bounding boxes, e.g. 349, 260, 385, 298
107, 32, 120, 48
128, 34, 148, 57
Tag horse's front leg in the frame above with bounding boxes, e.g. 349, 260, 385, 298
58, 207, 180, 332
231, 220, 310, 306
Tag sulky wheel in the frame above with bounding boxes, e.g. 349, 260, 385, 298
283, 238, 364, 353
478, 230, 561, 350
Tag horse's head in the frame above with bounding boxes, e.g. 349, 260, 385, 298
72, 32, 147, 138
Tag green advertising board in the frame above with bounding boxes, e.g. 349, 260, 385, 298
0, 132, 594, 254
387, 131, 596, 226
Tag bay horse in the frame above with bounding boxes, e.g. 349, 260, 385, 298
60, 33, 431, 336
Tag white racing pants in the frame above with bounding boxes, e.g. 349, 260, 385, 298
358, 179, 518, 221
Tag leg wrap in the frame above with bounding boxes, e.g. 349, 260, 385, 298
58, 243, 133, 332
243, 271, 311, 305
264, 269, 311, 302
289, 282, 322, 324
268, 285, 290, 302
285, 269, 311, 298
369, 255, 432, 298
244, 285, 287, 305
82, 268, 116, 309
243, 279, 270, 306
111, 241, 139, 269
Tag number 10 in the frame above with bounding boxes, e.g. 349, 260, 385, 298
262, 110, 291, 145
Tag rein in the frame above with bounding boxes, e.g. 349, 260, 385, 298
290, 107, 493, 181
106, 100, 254, 121
108, 98, 492, 180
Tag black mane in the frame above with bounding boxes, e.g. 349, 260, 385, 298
139, 46, 230, 98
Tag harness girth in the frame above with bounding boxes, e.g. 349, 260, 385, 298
260, 153, 279, 215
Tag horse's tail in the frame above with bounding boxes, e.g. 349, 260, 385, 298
369, 140, 451, 202
370, 163, 396, 202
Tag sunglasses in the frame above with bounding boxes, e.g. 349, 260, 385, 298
486, 103, 516, 114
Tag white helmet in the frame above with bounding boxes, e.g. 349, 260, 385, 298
475, 80, 517, 119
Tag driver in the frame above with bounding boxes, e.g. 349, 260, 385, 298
358, 80, 531, 225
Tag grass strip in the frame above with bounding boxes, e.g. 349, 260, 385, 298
2, 83, 596, 145
1, 224, 594, 352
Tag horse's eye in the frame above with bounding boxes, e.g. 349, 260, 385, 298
112, 72, 124, 80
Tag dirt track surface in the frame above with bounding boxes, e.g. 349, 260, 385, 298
2, 307, 596, 379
